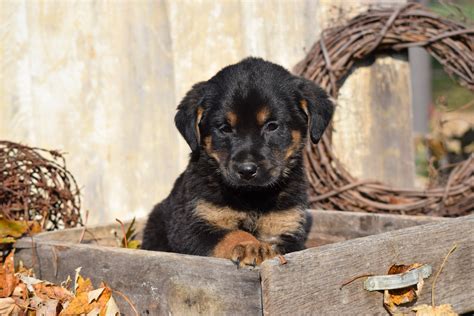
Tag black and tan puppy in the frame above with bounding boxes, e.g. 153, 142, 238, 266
142, 57, 333, 267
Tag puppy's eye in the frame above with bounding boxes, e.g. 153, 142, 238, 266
219, 124, 233, 134
264, 121, 279, 132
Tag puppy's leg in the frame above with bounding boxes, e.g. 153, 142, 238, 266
142, 203, 170, 251
213, 231, 278, 268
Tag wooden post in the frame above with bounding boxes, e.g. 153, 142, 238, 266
317, 0, 415, 188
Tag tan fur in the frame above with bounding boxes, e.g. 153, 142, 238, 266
213, 231, 278, 266
196, 200, 304, 257
299, 99, 309, 116
256, 208, 306, 244
285, 130, 302, 159
212, 230, 258, 259
196, 107, 204, 142
256, 106, 270, 125
226, 112, 237, 127
194, 201, 251, 230
203, 136, 221, 162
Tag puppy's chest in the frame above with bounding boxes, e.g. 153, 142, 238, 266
194, 201, 305, 244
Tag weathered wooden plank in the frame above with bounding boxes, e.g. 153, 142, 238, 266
306, 210, 446, 247
15, 240, 262, 315
32, 210, 446, 249
261, 215, 474, 315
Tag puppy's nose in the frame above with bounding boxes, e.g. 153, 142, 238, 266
237, 162, 258, 180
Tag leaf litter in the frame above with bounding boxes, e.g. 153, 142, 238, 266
0, 251, 124, 315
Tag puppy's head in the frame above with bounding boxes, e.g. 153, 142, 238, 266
175, 57, 334, 189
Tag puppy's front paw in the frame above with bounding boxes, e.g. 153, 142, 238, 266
212, 230, 279, 267
231, 240, 277, 268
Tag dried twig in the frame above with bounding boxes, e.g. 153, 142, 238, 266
78, 210, 90, 244
113, 289, 139, 316
431, 244, 457, 306
340, 273, 375, 290
115, 219, 128, 249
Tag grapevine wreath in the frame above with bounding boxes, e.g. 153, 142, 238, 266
0, 141, 82, 230
294, 3, 473, 216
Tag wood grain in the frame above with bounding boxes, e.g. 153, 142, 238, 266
306, 210, 446, 247
15, 239, 262, 315
261, 215, 474, 315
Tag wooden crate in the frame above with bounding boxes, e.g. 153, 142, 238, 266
15, 211, 473, 315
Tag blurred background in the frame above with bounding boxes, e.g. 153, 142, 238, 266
1, 0, 472, 225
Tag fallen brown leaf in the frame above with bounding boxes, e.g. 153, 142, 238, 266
76, 275, 94, 294
60, 285, 113, 316
33, 283, 73, 302
413, 304, 458, 316
0, 251, 18, 297
2, 250, 123, 315
0, 297, 16, 315
105, 295, 120, 316
0, 218, 42, 240
383, 263, 425, 314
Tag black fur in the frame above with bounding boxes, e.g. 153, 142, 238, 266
142, 57, 333, 256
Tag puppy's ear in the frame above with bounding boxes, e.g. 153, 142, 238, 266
295, 77, 334, 144
175, 82, 208, 152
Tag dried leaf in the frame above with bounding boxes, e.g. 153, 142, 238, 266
12, 283, 28, 301
388, 264, 424, 304
1, 252, 122, 316
87, 307, 101, 315
0, 219, 42, 239
0, 219, 29, 238
413, 304, 458, 315
0, 297, 16, 315
74, 267, 82, 293
59, 291, 90, 315
33, 283, 73, 302
0, 251, 18, 297
105, 295, 120, 316
16, 260, 34, 277
36, 298, 60, 316
88, 288, 105, 303
60, 286, 113, 316
0, 237, 16, 244
96, 286, 114, 316
76, 276, 94, 294
127, 240, 141, 249
383, 263, 425, 314
17, 274, 44, 292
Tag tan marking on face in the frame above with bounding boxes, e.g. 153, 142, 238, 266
226, 112, 237, 127
285, 130, 302, 160
256, 106, 270, 125
300, 99, 309, 116
203, 136, 221, 162
256, 208, 306, 244
196, 107, 204, 142
194, 201, 252, 231
212, 230, 258, 258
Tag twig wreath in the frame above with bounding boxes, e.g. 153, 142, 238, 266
294, 3, 473, 216
0, 141, 82, 230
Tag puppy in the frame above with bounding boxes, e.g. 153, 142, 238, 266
142, 57, 333, 267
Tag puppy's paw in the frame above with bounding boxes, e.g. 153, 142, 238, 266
212, 230, 278, 267
231, 240, 277, 268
